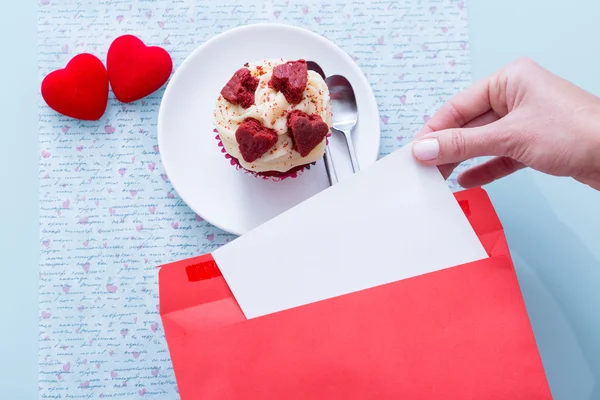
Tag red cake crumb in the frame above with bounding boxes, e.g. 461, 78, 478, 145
268, 60, 308, 105
287, 110, 329, 157
221, 68, 259, 109
235, 118, 278, 163
255, 66, 266, 76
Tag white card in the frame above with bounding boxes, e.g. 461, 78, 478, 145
213, 145, 488, 319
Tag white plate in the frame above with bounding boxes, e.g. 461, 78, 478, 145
158, 23, 380, 236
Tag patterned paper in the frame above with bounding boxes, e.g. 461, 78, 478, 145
38, 0, 473, 398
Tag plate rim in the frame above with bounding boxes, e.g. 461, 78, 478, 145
157, 22, 381, 235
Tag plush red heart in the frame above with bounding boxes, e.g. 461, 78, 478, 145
107, 34, 173, 103
41, 53, 109, 121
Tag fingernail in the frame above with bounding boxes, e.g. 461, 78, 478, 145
412, 138, 439, 161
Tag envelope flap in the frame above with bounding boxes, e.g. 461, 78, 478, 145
159, 254, 246, 337
455, 187, 505, 255
159, 254, 234, 315
455, 187, 503, 237
162, 296, 245, 338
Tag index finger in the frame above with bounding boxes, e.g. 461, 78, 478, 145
417, 75, 493, 137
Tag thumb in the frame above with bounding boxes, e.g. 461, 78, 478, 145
411, 122, 510, 165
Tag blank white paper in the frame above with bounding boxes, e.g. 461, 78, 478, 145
213, 145, 488, 319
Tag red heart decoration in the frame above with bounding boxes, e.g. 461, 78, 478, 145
41, 53, 109, 121
107, 34, 173, 103
287, 110, 329, 157
269, 59, 308, 105
235, 118, 278, 163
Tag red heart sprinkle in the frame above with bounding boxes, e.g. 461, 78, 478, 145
41, 53, 109, 121
107, 34, 172, 103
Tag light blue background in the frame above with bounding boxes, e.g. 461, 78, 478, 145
2, 1, 599, 398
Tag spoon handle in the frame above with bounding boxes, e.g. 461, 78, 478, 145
323, 146, 338, 186
341, 129, 360, 173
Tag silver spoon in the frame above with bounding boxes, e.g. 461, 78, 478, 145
325, 75, 360, 172
307, 61, 338, 185
306, 61, 326, 80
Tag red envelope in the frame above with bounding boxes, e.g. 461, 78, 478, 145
159, 187, 552, 399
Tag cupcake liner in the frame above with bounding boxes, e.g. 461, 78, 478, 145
214, 130, 321, 182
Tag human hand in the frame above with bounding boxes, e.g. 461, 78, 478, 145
411, 57, 600, 190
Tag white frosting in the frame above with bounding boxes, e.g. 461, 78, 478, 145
213, 59, 332, 173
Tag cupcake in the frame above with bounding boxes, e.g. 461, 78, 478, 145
213, 59, 332, 178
